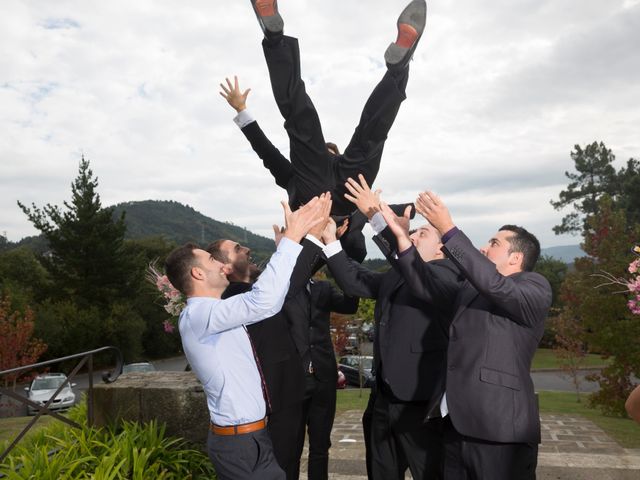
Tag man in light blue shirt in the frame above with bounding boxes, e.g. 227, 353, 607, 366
165, 196, 328, 480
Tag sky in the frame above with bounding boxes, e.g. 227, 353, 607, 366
2, 0, 639, 258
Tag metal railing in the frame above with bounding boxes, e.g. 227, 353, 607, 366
0, 346, 123, 464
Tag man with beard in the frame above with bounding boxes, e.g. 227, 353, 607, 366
208, 193, 356, 479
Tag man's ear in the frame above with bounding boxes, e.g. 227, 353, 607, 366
191, 265, 204, 281
509, 251, 523, 269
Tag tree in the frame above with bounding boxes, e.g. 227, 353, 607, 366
550, 142, 617, 235
18, 157, 138, 308
0, 295, 48, 388
551, 142, 640, 236
18, 157, 145, 360
558, 196, 640, 416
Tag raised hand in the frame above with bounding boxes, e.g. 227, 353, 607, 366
415, 191, 455, 235
219, 76, 251, 113
272, 224, 285, 247
308, 192, 333, 239
344, 174, 382, 219
281, 195, 325, 244
379, 202, 413, 252
321, 218, 338, 244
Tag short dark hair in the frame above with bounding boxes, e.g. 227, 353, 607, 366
165, 242, 200, 295
499, 225, 541, 272
206, 239, 229, 263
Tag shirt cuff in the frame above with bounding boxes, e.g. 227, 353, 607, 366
305, 234, 324, 249
233, 109, 255, 129
397, 245, 415, 258
441, 226, 460, 244
322, 240, 343, 258
369, 212, 387, 234
277, 236, 303, 255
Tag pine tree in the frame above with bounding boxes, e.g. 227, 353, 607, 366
18, 157, 138, 308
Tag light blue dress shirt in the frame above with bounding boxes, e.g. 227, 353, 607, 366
178, 237, 302, 426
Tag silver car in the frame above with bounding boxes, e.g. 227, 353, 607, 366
25, 373, 76, 415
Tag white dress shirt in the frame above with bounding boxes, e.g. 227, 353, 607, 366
178, 237, 302, 426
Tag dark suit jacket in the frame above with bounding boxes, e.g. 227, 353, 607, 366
240, 120, 413, 263
222, 238, 323, 414
397, 231, 552, 444
285, 280, 359, 383
327, 248, 460, 405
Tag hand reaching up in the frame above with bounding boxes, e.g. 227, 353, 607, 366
415, 191, 455, 235
281, 194, 329, 244
219, 76, 251, 113
344, 174, 382, 219
379, 202, 413, 253
308, 193, 333, 239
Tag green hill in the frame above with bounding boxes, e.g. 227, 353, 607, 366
111, 200, 276, 261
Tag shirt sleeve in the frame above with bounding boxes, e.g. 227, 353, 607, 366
369, 212, 387, 234
188, 237, 303, 337
233, 109, 256, 129
322, 240, 343, 258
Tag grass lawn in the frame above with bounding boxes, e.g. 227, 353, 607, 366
0, 415, 55, 450
531, 348, 611, 370
336, 389, 640, 449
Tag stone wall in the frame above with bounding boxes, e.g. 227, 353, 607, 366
93, 371, 209, 448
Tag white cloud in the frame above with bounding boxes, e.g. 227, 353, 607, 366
1, 0, 636, 257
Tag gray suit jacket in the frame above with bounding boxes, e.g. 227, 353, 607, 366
397, 231, 552, 444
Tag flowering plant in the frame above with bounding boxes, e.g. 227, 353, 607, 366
146, 261, 186, 333
594, 245, 640, 315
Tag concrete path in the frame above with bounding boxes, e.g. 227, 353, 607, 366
299, 411, 640, 479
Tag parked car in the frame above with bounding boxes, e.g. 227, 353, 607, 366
338, 355, 374, 387
122, 362, 156, 373
337, 369, 347, 389
25, 373, 76, 415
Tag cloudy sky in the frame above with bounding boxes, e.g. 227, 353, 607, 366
2, 0, 639, 257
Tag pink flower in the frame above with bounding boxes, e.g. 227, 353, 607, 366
629, 259, 640, 274
628, 277, 640, 293
163, 320, 175, 333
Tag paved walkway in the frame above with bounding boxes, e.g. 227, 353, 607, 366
299, 411, 640, 479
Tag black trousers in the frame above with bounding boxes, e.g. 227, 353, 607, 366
262, 35, 409, 216
370, 387, 443, 480
207, 428, 285, 480
269, 402, 305, 480
442, 417, 538, 480
293, 374, 337, 480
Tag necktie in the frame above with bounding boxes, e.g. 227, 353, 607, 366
244, 326, 272, 414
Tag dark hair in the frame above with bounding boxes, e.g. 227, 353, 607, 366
499, 225, 541, 272
206, 239, 229, 263
165, 242, 200, 295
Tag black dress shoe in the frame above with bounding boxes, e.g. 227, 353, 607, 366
249, 0, 283, 37
385, 0, 427, 71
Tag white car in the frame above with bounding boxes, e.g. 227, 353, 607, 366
25, 373, 76, 415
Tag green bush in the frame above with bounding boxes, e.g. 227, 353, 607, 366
0, 401, 216, 479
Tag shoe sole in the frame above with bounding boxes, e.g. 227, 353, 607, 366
385, 0, 427, 66
251, 0, 283, 34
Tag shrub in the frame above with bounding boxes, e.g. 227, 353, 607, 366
0, 401, 216, 479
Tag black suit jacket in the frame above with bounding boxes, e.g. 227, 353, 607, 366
240, 120, 413, 263
397, 231, 552, 443
222, 238, 323, 414
327, 248, 460, 405
285, 280, 359, 382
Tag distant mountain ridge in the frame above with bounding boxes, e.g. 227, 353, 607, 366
540, 244, 584, 263
112, 200, 276, 260
8, 199, 584, 265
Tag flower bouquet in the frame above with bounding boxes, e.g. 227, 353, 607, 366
594, 245, 640, 316
146, 261, 186, 333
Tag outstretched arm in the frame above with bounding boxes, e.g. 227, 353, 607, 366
220, 75, 293, 190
